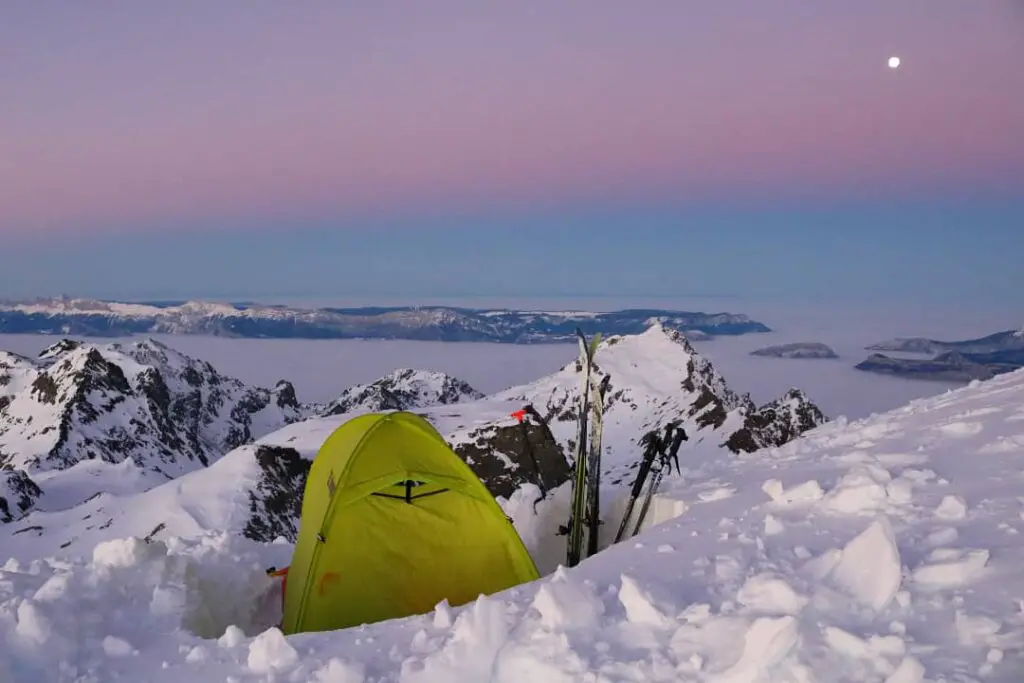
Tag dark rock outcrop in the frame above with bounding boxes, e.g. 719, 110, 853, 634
725, 389, 827, 454
453, 418, 572, 500
0, 469, 42, 523
243, 445, 312, 543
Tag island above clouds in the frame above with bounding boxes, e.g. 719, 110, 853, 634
750, 342, 839, 359
856, 326, 1024, 382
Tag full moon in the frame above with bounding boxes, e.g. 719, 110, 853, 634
888, 56, 901, 69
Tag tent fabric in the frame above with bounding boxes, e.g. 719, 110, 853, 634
280, 411, 541, 634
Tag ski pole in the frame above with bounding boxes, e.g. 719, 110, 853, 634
613, 428, 663, 544
631, 425, 687, 537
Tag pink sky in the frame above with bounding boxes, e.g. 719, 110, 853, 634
1, 1, 1022, 236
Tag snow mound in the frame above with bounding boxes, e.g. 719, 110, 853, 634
0, 532, 290, 681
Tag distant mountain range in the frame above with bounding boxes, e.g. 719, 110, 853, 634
0, 297, 770, 342
856, 327, 1024, 382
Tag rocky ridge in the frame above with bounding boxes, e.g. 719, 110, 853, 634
0, 325, 828, 557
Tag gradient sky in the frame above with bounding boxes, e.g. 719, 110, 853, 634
1, 1, 1022, 304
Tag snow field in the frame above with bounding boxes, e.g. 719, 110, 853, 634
3, 365, 1024, 679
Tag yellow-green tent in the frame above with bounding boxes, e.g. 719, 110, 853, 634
280, 411, 540, 634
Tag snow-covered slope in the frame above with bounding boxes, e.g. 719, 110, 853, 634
0, 325, 824, 563
3, 363, 1024, 680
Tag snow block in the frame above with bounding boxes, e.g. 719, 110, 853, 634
635, 493, 690, 534
831, 517, 903, 611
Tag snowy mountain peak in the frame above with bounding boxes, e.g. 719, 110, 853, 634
0, 338, 308, 479
594, 321, 742, 411
489, 323, 813, 476
37, 338, 82, 361
322, 368, 484, 416
1014, 324, 1024, 338
612, 319, 693, 347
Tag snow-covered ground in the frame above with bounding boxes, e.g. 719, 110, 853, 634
3, 360, 1024, 680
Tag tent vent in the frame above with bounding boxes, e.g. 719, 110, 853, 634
371, 480, 450, 504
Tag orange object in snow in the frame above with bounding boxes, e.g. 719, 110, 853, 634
267, 566, 290, 613
510, 409, 527, 422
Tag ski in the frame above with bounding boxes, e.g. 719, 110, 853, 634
631, 424, 687, 538
613, 427, 664, 544
564, 327, 595, 568
584, 371, 611, 558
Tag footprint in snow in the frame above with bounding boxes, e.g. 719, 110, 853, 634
698, 487, 736, 502
976, 435, 1024, 454
934, 421, 984, 438
912, 548, 990, 591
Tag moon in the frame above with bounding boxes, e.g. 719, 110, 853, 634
888, 56, 901, 69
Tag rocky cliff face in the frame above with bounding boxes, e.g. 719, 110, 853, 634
0, 469, 41, 523
724, 389, 827, 454
242, 445, 311, 543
